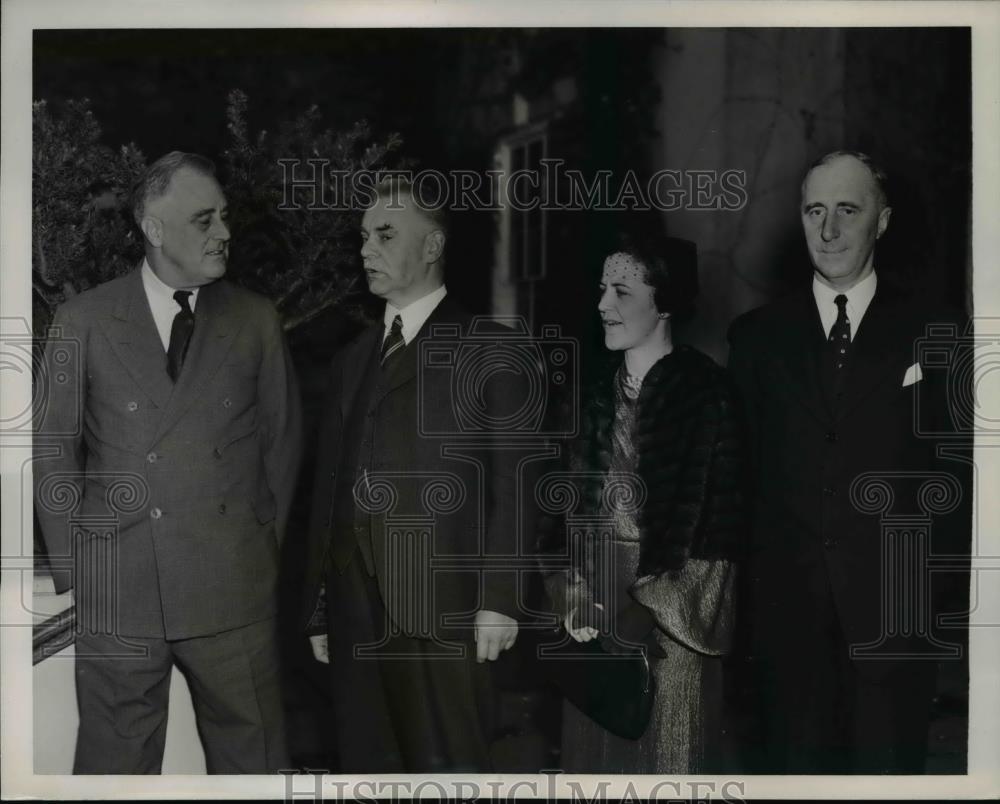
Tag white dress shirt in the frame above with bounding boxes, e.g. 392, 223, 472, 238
382, 285, 448, 346
812, 271, 877, 342
141, 259, 200, 352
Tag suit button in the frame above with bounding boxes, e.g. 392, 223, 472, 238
150, 507, 162, 520
127, 401, 138, 412
823, 486, 835, 496
147, 452, 158, 463
218, 503, 227, 514
213, 447, 222, 459
222, 398, 232, 408
825, 431, 837, 443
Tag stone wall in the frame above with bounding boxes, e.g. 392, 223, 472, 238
650, 28, 970, 362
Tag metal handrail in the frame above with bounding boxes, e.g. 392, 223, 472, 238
32, 606, 76, 665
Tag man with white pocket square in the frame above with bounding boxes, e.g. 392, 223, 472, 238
727, 151, 970, 773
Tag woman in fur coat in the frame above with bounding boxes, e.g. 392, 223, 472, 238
543, 224, 746, 773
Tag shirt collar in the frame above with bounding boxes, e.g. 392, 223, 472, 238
812, 270, 877, 339
383, 285, 447, 345
141, 258, 200, 310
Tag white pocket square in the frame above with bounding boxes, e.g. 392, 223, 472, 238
902, 363, 923, 387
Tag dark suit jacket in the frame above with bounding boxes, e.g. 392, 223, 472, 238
302, 295, 522, 640
34, 267, 303, 639
727, 281, 970, 668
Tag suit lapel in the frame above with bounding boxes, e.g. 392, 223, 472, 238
378, 295, 465, 399
152, 280, 242, 442
770, 292, 831, 425
99, 268, 175, 409
339, 325, 381, 421
381, 331, 420, 395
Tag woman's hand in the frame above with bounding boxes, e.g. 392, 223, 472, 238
565, 603, 603, 642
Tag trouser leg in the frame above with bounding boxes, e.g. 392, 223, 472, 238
849, 662, 936, 774
171, 617, 288, 774
326, 555, 404, 772
327, 551, 494, 773
73, 630, 172, 774
753, 561, 851, 774
376, 627, 494, 773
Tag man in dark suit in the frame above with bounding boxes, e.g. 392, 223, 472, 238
727, 151, 970, 773
34, 151, 303, 773
302, 178, 521, 772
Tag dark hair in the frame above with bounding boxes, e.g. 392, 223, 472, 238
605, 221, 698, 321
130, 151, 218, 226
806, 149, 890, 208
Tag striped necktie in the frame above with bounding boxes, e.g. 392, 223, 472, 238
380, 314, 405, 366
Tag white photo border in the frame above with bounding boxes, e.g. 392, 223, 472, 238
3, 0, 999, 799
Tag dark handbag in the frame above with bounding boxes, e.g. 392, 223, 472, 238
530, 627, 656, 740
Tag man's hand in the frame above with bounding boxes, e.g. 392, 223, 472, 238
474, 609, 517, 663
309, 634, 329, 664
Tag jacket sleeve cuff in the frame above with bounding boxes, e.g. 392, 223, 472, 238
304, 583, 328, 635
482, 570, 520, 622
613, 599, 657, 643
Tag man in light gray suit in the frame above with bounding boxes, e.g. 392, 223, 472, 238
34, 151, 302, 774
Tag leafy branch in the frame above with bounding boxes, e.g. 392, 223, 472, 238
32, 91, 406, 335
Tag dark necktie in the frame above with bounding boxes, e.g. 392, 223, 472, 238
380, 314, 405, 367
827, 293, 851, 399
166, 290, 195, 382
